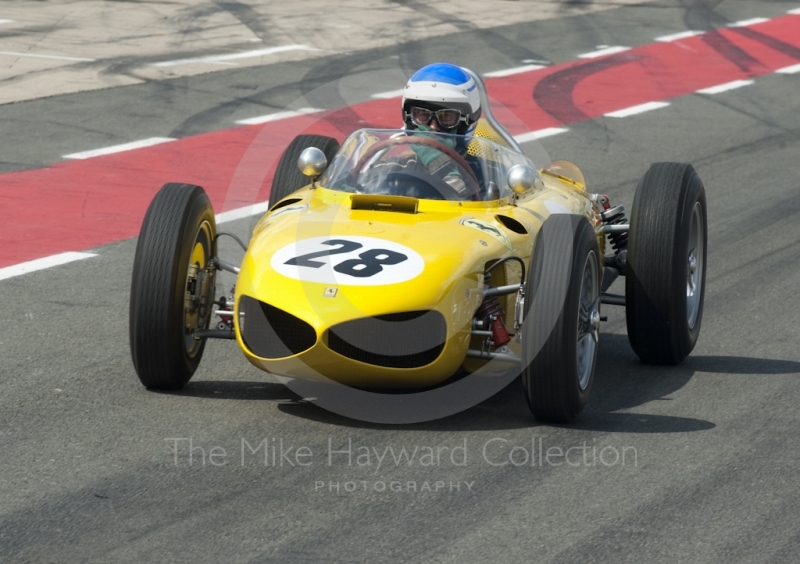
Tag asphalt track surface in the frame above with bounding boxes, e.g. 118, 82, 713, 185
2, 1, 800, 562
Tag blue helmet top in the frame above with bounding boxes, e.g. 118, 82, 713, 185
409, 63, 472, 86
402, 63, 481, 135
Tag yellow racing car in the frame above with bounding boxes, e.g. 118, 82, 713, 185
129, 68, 707, 424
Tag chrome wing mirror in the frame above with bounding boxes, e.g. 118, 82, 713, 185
507, 164, 539, 195
297, 147, 328, 188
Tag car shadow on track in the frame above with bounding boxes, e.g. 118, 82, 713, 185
566, 333, 800, 434
158, 380, 299, 401
173, 333, 800, 432
272, 332, 715, 432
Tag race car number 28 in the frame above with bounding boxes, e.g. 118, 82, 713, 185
271, 236, 425, 286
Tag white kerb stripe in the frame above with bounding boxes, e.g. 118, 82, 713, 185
514, 128, 568, 143
484, 64, 545, 77
789, 8, 800, 15
696, 79, 754, 94
0, 252, 97, 282
0, 51, 95, 62
235, 108, 322, 125
578, 46, 630, 59
776, 63, 800, 74
154, 45, 316, 67
728, 18, 769, 27
655, 30, 704, 42
216, 201, 271, 224
605, 101, 670, 118
371, 89, 405, 99
63, 138, 176, 160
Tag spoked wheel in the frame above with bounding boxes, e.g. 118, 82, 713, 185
521, 215, 601, 423
626, 162, 707, 365
686, 201, 705, 330
576, 254, 601, 392
130, 183, 217, 390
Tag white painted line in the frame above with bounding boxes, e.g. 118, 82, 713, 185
514, 128, 568, 143
776, 63, 800, 74
235, 107, 323, 125
0, 252, 97, 282
578, 46, 630, 59
63, 137, 176, 160
371, 89, 405, 99
789, 8, 800, 15
216, 201, 271, 224
522, 59, 551, 65
0, 19, 14, 24
655, 30, 704, 42
153, 45, 316, 67
728, 17, 769, 27
484, 64, 545, 77
696, 79, 754, 94
0, 51, 95, 62
604, 101, 670, 118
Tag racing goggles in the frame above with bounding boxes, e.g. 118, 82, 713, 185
408, 106, 465, 130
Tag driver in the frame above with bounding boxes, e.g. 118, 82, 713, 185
402, 63, 481, 136
399, 63, 482, 197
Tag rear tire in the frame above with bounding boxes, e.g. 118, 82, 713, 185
521, 215, 601, 423
626, 162, 707, 365
270, 134, 339, 205
130, 183, 217, 390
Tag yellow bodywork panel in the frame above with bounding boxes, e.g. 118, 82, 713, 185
235, 169, 601, 388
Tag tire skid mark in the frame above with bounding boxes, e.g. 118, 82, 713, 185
729, 26, 800, 62
213, 0, 271, 41
532, 53, 641, 124
701, 29, 769, 74
387, 0, 477, 32
681, 0, 728, 32
299, 52, 397, 138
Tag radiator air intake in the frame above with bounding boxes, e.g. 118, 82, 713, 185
327, 311, 446, 368
239, 295, 317, 358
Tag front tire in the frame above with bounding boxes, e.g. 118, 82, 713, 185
130, 183, 217, 389
521, 215, 601, 423
626, 162, 707, 365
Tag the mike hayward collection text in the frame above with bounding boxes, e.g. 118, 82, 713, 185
165, 437, 638, 469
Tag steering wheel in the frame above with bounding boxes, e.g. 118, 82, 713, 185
352, 135, 481, 200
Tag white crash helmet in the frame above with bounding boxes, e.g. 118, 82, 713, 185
402, 63, 481, 135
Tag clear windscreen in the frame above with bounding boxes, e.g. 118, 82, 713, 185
319, 129, 537, 202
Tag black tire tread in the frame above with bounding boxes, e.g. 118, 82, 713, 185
523, 215, 600, 423
129, 183, 216, 390
626, 162, 706, 365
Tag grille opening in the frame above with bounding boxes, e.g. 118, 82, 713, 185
328, 333, 443, 369
327, 310, 446, 369
239, 296, 316, 358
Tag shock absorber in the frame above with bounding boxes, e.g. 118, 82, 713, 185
477, 272, 511, 347
601, 205, 629, 253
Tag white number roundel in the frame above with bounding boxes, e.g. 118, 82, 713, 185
270, 236, 425, 286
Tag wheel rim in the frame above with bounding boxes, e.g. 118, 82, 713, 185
184, 220, 213, 356
686, 202, 704, 330
576, 250, 599, 391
